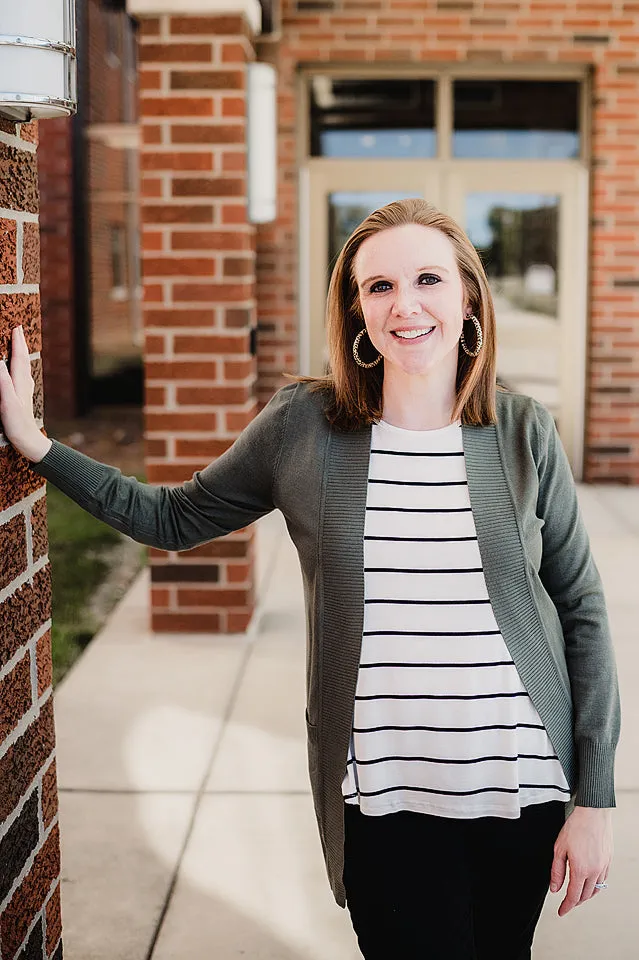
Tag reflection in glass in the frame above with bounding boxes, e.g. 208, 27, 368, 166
328, 191, 422, 272
454, 81, 580, 159
465, 192, 561, 413
311, 78, 436, 158
320, 129, 436, 159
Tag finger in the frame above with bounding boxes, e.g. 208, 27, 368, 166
592, 872, 608, 896
579, 876, 598, 904
0, 357, 17, 397
550, 851, 567, 893
558, 872, 586, 917
10, 326, 35, 403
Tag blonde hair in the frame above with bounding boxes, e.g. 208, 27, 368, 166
295, 197, 499, 430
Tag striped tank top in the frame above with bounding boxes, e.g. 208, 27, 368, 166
341, 417, 571, 818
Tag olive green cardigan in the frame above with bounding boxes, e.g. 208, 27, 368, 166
32, 383, 621, 908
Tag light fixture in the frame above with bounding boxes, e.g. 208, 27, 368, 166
247, 62, 277, 224
0, 1, 77, 121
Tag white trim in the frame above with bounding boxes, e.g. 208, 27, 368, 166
568, 168, 589, 480
0, 207, 38, 220
298, 165, 311, 376
298, 63, 590, 81
0, 132, 37, 153
0, 283, 39, 294
127, 0, 262, 34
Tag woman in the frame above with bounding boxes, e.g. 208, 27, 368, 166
0, 199, 620, 959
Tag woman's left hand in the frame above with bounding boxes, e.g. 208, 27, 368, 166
549, 806, 613, 916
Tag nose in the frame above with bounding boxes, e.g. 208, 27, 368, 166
391, 284, 421, 318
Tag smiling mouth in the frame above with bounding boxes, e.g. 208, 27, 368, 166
391, 327, 435, 341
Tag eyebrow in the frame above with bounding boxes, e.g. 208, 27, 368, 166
359, 265, 451, 287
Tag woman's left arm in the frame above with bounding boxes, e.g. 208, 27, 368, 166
534, 401, 620, 913
535, 400, 621, 807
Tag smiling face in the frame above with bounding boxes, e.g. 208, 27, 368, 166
353, 223, 470, 382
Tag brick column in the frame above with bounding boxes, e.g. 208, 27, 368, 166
0, 120, 63, 959
38, 118, 76, 420
132, 0, 262, 632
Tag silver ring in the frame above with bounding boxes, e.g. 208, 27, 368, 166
594, 882, 608, 889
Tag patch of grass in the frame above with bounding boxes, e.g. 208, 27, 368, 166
47, 478, 147, 686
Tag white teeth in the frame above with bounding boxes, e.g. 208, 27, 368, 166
393, 327, 434, 340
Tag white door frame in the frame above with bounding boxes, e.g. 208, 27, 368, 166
300, 158, 588, 477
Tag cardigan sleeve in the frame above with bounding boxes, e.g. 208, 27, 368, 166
534, 400, 621, 807
30, 383, 296, 552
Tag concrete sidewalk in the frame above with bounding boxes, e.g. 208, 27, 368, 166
52, 486, 639, 959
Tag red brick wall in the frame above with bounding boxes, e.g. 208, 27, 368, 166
37, 119, 75, 420
138, 13, 259, 632
254, 0, 639, 482
0, 119, 63, 960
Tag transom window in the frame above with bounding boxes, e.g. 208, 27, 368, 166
309, 77, 581, 161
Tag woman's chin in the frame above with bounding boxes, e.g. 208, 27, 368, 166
385, 354, 440, 378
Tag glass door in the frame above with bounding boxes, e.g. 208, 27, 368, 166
302, 159, 587, 473
444, 163, 588, 473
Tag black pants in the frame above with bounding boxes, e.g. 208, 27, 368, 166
343, 800, 566, 960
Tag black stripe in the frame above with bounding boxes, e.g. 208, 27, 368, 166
359, 660, 514, 669
519, 784, 572, 792
366, 507, 472, 514
370, 479, 467, 487
353, 722, 546, 734
365, 598, 490, 605
350, 753, 560, 766
364, 535, 477, 542
363, 630, 502, 637
346, 784, 571, 798
371, 449, 464, 457
355, 692, 530, 701
365, 567, 483, 573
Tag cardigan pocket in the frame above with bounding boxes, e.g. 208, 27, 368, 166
305, 709, 319, 774
305, 710, 324, 828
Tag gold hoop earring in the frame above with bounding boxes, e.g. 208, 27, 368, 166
353, 327, 382, 369
460, 314, 483, 357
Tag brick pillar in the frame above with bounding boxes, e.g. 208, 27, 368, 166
38, 118, 76, 420
132, 1, 262, 632
0, 120, 63, 958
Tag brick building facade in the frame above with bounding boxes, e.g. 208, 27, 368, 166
260, 0, 639, 484
0, 120, 63, 959
33, 0, 639, 634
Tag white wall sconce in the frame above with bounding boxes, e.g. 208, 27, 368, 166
247, 62, 277, 224
0, 0, 77, 121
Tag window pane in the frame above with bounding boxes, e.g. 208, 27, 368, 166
311, 78, 436, 158
465, 192, 561, 413
328, 191, 422, 270
454, 81, 580, 159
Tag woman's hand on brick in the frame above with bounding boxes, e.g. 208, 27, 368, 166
0, 325, 52, 463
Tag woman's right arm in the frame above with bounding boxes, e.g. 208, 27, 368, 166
0, 326, 293, 551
